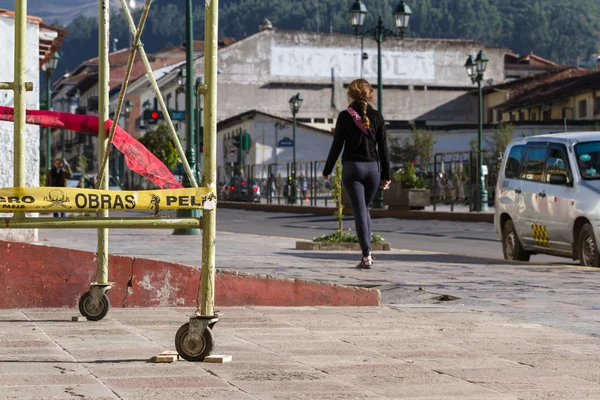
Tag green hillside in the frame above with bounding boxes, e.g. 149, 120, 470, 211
34, 0, 600, 76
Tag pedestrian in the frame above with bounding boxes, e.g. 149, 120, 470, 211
299, 173, 309, 203
45, 158, 73, 218
322, 79, 391, 269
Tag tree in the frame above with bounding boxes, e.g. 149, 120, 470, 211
138, 123, 179, 170
389, 128, 435, 167
332, 159, 344, 240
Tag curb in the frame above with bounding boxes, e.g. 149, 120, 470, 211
296, 241, 392, 251
219, 201, 494, 223
0, 240, 380, 308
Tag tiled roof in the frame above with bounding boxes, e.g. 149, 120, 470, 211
485, 67, 591, 97
495, 70, 600, 112
505, 52, 562, 68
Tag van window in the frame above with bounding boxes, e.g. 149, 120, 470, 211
504, 145, 524, 179
520, 146, 547, 181
545, 145, 571, 183
575, 141, 600, 179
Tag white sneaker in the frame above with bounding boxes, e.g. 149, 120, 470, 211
357, 255, 373, 269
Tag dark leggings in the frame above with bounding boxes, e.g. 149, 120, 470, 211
342, 161, 380, 257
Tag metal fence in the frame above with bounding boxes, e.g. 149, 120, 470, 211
429, 150, 502, 211
216, 161, 337, 207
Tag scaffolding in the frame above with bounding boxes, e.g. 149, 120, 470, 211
0, 0, 220, 361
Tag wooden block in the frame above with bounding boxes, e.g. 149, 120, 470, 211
203, 355, 232, 363
155, 355, 177, 363
71, 316, 86, 322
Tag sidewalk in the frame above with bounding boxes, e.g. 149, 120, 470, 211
37, 228, 600, 336
2, 305, 600, 399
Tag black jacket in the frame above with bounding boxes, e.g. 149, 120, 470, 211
323, 103, 390, 180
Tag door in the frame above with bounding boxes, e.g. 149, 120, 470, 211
540, 143, 574, 253
516, 144, 548, 248
498, 144, 525, 221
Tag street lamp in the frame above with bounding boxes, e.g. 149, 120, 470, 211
174, 0, 200, 235
42, 52, 60, 169
465, 50, 489, 212
115, 99, 133, 185
288, 92, 303, 204
349, 0, 411, 209
195, 77, 204, 181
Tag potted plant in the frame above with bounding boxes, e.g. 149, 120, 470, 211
385, 162, 431, 210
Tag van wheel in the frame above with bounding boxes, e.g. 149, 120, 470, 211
502, 220, 531, 262
578, 223, 600, 268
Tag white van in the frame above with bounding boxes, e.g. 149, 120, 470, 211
495, 132, 600, 267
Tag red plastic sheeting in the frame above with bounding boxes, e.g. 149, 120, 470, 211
0, 106, 182, 189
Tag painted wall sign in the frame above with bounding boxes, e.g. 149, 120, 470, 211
270, 46, 436, 81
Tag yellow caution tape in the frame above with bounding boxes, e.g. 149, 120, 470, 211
0, 187, 216, 212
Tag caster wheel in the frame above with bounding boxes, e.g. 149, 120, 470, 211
78, 291, 110, 321
175, 323, 215, 361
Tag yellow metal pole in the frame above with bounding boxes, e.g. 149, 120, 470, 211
97, 0, 110, 284
120, 1, 198, 188
97, 0, 152, 186
199, 0, 218, 316
13, 0, 26, 189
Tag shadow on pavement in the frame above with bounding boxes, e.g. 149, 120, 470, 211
277, 251, 572, 267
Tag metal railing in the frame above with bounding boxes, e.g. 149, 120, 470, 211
217, 161, 338, 207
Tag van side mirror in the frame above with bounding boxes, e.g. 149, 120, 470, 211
549, 174, 568, 186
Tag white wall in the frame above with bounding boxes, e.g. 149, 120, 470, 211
217, 113, 335, 178
0, 15, 40, 241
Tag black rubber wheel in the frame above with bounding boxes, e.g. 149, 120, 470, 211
579, 223, 600, 268
175, 323, 215, 362
502, 219, 531, 262
78, 291, 110, 321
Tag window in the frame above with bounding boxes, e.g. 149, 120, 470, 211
579, 100, 588, 118
575, 141, 600, 180
594, 96, 600, 116
531, 112, 537, 121
519, 111, 526, 121
519, 145, 547, 181
510, 113, 516, 122
543, 110, 551, 121
545, 145, 571, 184
166, 93, 172, 109
314, 118, 326, 124
487, 109, 494, 123
497, 110, 503, 122
504, 145, 524, 179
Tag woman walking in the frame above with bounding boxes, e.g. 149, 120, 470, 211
322, 79, 391, 269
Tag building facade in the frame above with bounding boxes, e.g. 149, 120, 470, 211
0, 9, 63, 241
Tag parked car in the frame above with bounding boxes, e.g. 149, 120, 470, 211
495, 131, 600, 267
220, 177, 260, 202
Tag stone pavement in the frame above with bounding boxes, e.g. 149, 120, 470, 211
2, 306, 600, 399
38, 228, 600, 336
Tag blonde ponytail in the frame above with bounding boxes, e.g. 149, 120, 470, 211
348, 79, 375, 131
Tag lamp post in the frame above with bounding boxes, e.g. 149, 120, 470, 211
42, 52, 60, 169
349, 0, 412, 209
174, 0, 200, 235
288, 92, 303, 204
195, 77, 203, 181
464, 50, 489, 212
116, 99, 133, 185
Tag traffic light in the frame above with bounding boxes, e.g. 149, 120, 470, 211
232, 132, 252, 150
241, 133, 252, 151
143, 109, 163, 125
